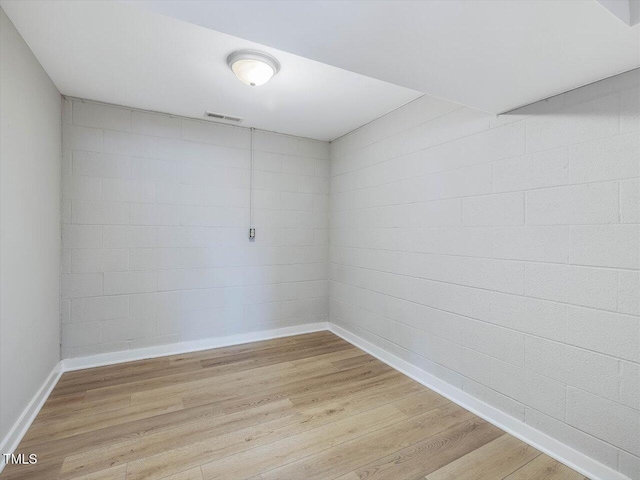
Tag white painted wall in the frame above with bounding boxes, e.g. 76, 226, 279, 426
0, 7, 61, 443
3, 8, 638, 477
329, 71, 640, 479
60, 99, 329, 358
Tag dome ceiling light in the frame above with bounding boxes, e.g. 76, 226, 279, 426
227, 50, 280, 87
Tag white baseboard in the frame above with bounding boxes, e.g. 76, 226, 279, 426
62, 322, 329, 372
0, 361, 63, 474
1, 322, 627, 480
328, 323, 630, 480
0, 322, 327, 474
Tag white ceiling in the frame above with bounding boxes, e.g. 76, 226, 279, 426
3, 1, 638, 141
596, 0, 640, 26
0, 1, 420, 142
129, 0, 640, 114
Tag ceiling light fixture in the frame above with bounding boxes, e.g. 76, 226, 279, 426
227, 50, 280, 87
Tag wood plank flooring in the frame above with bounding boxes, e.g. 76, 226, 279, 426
1, 331, 588, 480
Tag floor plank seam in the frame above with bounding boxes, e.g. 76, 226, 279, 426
1, 332, 589, 480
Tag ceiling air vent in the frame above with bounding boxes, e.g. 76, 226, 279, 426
204, 111, 244, 123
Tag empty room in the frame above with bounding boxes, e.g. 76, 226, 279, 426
0, 1, 639, 479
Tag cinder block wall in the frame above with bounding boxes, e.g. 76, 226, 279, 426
329, 71, 640, 478
60, 73, 639, 477
61, 99, 329, 358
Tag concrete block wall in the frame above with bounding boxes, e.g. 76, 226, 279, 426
329, 71, 640, 478
61, 99, 329, 358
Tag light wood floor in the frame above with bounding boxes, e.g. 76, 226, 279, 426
2, 331, 588, 480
